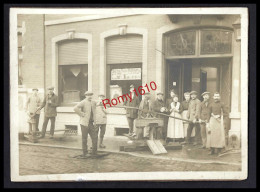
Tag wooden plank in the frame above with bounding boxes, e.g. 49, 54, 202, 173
154, 140, 167, 154
147, 140, 161, 155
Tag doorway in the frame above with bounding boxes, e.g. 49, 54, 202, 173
165, 59, 192, 102
165, 57, 231, 106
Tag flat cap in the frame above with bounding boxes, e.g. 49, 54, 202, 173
190, 91, 198, 95
201, 91, 210, 96
84, 91, 93, 96
32, 88, 39, 91
144, 92, 151, 97
47, 86, 54, 90
98, 93, 106, 97
130, 84, 135, 88
157, 92, 164, 95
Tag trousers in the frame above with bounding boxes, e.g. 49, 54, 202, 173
41, 116, 56, 137
127, 117, 134, 134
34, 114, 40, 131
97, 124, 106, 138
81, 123, 98, 155
200, 123, 207, 147
186, 122, 201, 143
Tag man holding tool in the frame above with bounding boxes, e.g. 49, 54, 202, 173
25, 88, 41, 134
38, 86, 59, 139
182, 91, 201, 146
198, 91, 211, 149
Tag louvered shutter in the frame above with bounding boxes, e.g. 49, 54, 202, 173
58, 39, 88, 65
106, 35, 142, 64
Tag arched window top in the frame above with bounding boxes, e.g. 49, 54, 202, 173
164, 27, 233, 57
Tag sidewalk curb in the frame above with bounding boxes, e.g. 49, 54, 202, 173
19, 142, 241, 166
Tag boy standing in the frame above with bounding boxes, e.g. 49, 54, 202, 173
95, 94, 107, 148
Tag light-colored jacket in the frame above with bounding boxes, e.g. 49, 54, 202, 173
26, 94, 41, 114
186, 98, 201, 121
95, 101, 107, 125
74, 99, 96, 126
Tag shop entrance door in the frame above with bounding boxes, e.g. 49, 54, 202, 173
166, 58, 231, 105
200, 69, 207, 98
165, 59, 192, 102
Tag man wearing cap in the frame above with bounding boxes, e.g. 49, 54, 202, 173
25, 88, 41, 133
181, 92, 194, 139
95, 94, 107, 148
182, 90, 201, 146
38, 86, 59, 138
74, 91, 97, 156
207, 92, 229, 155
198, 91, 211, 149
150, 92, 168, 139
125, 84, 140, 136
134, 92, 152, 138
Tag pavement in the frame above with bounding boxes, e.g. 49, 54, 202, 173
19, 133, 241, 166
19, 144, 241, 175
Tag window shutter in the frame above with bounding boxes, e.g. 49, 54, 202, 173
58, 39, 88, 65
106, 35, 142, 64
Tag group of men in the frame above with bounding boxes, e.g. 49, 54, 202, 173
123, 84, 229, 155
25, 87, 107, 157
26, 84, 229, 157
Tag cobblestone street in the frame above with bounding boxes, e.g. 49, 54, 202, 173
19, 144, 241, 175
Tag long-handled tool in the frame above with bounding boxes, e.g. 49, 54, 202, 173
111, 105, 192, 123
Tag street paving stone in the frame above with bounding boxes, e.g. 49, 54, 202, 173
19, 145, 241, 175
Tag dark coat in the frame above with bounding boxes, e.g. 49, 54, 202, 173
125, 95, 140, 119
181, 100, 190, 111
198, 100, 211, 122
138, 99, 151, 118
150, 99, 166, 118
166, 98, 174, 111
208, 101, 229, 122
40, 94, 59, 117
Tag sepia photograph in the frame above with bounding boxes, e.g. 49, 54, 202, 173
9, 7, 249, 181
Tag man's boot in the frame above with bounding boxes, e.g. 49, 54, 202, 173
99, 137, 106, 148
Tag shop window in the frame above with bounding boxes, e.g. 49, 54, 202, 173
165, 30, 196, 56
200, 30, 232, 55
58, 64, 88, 105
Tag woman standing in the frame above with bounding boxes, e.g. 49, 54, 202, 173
167, 95, 184, 143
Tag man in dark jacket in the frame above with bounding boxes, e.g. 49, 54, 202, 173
125, 84, 140, 136
198, 91, 211, 149
151, 92, 168, 139
38, 86, 59, 138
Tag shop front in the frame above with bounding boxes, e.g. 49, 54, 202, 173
162, 26, 236, 142
104, 34, 144, 136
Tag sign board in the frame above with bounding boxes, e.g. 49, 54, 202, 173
192, 78, 200, 83
111, 68, 141, 80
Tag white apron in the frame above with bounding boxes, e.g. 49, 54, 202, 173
167, 102, 184, 139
